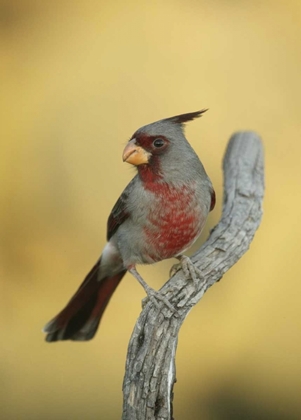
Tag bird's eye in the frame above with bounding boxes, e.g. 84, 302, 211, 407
153, 138, 165, 148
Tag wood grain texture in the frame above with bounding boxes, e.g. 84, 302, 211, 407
122, 131, 264, 420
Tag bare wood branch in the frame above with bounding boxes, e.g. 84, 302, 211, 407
122, 131, 264, 420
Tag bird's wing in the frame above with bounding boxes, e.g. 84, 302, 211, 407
210, 188, 216, 212
107, 177, 136, 241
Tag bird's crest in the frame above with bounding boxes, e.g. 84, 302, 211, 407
163, 109, 208, 125
132, 109, 208, 141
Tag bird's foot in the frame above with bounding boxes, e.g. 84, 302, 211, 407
170, 255, 205, 288
128, 266, 176, 313
142, 285, 177, 313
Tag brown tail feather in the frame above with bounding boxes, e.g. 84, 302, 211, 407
44, 260, 126, 341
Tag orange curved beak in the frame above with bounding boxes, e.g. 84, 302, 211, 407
122, 139, 150, 166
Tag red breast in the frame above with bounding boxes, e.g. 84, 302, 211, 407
143, 183, 205, 261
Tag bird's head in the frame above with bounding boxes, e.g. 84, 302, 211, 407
122, 110, 207, 183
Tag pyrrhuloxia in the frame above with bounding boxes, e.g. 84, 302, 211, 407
44, 110, 215, 341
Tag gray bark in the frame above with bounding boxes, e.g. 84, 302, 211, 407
122, 131, 264, 420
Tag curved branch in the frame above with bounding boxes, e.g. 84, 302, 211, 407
122, 131, 264, 420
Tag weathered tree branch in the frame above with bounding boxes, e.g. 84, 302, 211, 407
122, 131, 264, 420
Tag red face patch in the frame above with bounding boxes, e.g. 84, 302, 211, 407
128, 132, 170, 184
131, 132, 170, 154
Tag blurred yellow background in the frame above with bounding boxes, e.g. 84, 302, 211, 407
1, 0, 301, 419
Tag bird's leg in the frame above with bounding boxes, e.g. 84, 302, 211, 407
170, 255, 205, 288
128, 266, 176, 313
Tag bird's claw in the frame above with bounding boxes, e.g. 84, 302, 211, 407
169, 262, 181, 278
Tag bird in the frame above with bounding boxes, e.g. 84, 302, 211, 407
43, 110, 215, 342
